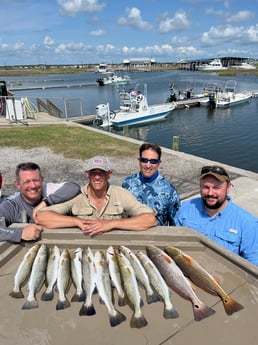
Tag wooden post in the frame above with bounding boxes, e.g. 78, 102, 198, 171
172, 136, 179, 151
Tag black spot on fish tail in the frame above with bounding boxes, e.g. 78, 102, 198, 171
222, 296, 244, 315
22, 298, 39, 310
9, 290, 24, 299
56, 298, 70, 310
71, 291, 86, 302
163, 306, 179, 319
146, 292, 160, 304
193, 302, 216, 321
79, 303, 96, 316
130, 313, 148, 329
41, 290, 54, 301
109, 310, 127, 327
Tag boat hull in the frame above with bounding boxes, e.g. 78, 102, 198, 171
216, 94, 252, 108
110, 104, 174, 127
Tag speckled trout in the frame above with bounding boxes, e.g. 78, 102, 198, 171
56, 249, 71, 310
41, 245, 60, 301
146, 245, 216, 321
70, 247, 85, 302
9, 244, 40, 299
165, 246, 244, 315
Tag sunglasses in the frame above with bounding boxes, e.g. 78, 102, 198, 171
201, 166, 229, 177
140, 157, 160, 164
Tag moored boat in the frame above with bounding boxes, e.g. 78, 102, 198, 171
96, 72, 131, 86
215, 80, 252, 108
197, 58, 228, 71
95, 83, 176, 127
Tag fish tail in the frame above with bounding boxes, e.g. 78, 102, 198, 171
22, 298, 39, 310
79, 302, 96, 316
117, 295, 126, 307
56, 298, 71, 310
41, 289, 54, 301
9, 290, 24, 299
71, 291, 86, 302
109, 310, 127, 327
193, 302, 216, 321
146, 291, 160, 304
222, 295, 244, 315
163, 305, 179, 319
130, 312, 148, 329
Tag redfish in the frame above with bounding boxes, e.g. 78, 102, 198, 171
165, 246, 244, 315
146, 245, 216, 321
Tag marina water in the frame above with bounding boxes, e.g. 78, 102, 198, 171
6, 70, 258, 173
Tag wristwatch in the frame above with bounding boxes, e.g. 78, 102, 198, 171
42, 197, 50, 206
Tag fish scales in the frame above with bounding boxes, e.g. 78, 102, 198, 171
22, 244, 48, 310
94, 250, 126, 327
9, 244, 40, 299
56, 249, 71, 310
146, 245, 216, 321
70, 247, 85, 302
119, 245, 159, 304
79, 247, 96, 316
106, 246, 126, 307
165, 246, 244, 315
136, 250, 179, 319
116, 250, 148, 329
41, 245, 60, 301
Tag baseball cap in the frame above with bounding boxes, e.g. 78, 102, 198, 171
200, 166, 230, 182
86, 156, 111, 172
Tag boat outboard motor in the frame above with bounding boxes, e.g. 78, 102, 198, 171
95, 104, 110, 127
208, 92, 216, 108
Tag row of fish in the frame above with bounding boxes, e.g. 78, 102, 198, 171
9, 243, 244, 328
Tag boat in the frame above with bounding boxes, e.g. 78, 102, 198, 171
215, 80, 252, 108
197, 58, 228, 71
95, 83, 176, 127
199, 82, 223, 107
166, 82, 206, 102
96, 72, 131, 86
95, 61, 110, 74
231, 62, 256, 70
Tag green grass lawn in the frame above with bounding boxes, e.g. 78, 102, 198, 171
0, 125, 138, 159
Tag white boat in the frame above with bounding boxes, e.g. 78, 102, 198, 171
231, 62, 256, 70
215, 80, 252, 108
197, 58, 228, 71
95, 83, 176, 127
95, 61, 110, 74
96, 72, 131, 86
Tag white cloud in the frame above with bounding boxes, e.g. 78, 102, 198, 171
57, 0, 106, 16
44, 36, 55, 46
90, 29, 105, 36
227, 11, 254, 23
159, 11, 190, 33
118, 7, 152, 30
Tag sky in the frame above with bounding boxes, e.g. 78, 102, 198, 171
1, 0, 257, 66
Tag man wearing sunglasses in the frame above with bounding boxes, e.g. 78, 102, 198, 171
122, 143, 180, 226
35, 156, 156, 235
174, 165, 258, 265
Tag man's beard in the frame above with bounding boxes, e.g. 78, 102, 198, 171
203, 197, 226, 210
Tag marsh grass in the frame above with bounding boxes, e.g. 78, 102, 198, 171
0, 125, 138, 159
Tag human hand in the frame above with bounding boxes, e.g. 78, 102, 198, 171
21, 224, 43, 241
78, 219, 112, 236
32, 200, 48, 220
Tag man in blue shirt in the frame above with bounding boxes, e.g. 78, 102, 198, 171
174, 165, 258, 266
122, 143, 180, 226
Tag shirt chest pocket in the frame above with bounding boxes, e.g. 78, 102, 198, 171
103, 205, 125, 219
72, 205, 94, 217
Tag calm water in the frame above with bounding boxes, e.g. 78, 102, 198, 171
5, 70, 258, 173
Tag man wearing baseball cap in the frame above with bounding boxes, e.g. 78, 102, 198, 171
174, 165, 258, 265
35, 156, 156, 234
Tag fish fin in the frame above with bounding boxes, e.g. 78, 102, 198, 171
130, 313, 148, 329
56, 298, 70, 310
193, 302, 216, 321
41, 289, 54, 301
9, 290, 24, 299
163, 306, 179, 319
117, 295, 126, 307
146, 292, 160, 304
182, 253, 193, 264
222, 295, 244, 315
71, 291, 86, 302
79, 303, 96, 316
213, 277, 221, 285
162, 253, 173, 264
109, 310, 127, 327
22, 298, 39, 310
99, 296, 105, 305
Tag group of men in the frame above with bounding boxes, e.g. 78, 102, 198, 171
0, 143, 258, 266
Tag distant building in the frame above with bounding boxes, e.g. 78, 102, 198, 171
123, 58, 156, 71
